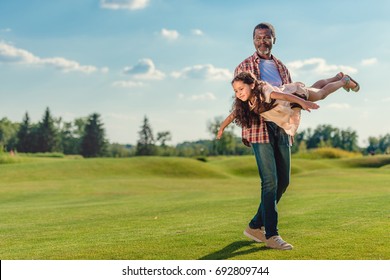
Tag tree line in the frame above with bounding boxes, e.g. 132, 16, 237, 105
1, 110, 389, 157
135, 116, 390, 157
0, 108, 107, 157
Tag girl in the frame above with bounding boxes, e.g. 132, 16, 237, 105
217, 71, 360, 138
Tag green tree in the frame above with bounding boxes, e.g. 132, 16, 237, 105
156, 131, 173, 156
74, 117, 87, 138
303, 124, 358, 152
0, 117, 19, 152
378, 134, 390, 154
57, 117, 87, 155
367, 136, 379, 155
108, 143, 134, 157
216, 130, 236, 155
136, 116, 157, 156
291, 131, 305, 154
16, 112, 33, 152
80, 113, 108, 157
36, 107, 60, 152
156, 131, 172, 148
367, 134, 390, 155
339, 129, 359, 151
60, 121, 80, 154
207, 116, 236, 155
306, 124, 336, 149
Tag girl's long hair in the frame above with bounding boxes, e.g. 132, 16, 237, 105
231, 72, 275, 128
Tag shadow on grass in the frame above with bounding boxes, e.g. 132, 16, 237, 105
198, 241, 267, 260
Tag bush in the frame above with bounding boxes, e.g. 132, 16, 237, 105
22, 152, 66, 158
341, 155, 390, 168
195, 156, 208, 162
294, 147, 362, 159
0, 154, 23, 164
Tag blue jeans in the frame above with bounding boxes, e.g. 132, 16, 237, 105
249, 122, 291, 239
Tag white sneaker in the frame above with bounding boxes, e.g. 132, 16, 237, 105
266, 235, 293, 250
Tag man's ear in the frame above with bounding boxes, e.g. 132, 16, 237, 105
273, 37, 276, 44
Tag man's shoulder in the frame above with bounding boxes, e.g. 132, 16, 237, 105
235, 53, 258, 74
237, 53, 257, 65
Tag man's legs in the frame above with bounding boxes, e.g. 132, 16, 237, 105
275, 136, 291, 203
249, 142, 277, 235
249, 122, 291, 238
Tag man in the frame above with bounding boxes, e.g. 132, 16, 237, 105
235, 22, 293, 250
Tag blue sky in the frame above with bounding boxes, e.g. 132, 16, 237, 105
1, 0, 389, 146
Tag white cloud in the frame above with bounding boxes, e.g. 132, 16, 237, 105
100, 0, 149, 10
287, 57, 357, 78
326, 103, 351, 109
0, 41, 101, 73
1, 28, 12, 32
161, 28, 179, 40
179, 92, 216, 101
123, 58, 165, 80
191, 29, 204, 36
171, 64, 232, 81
0, 41, 39, 63
40, 57, 97, 73
361, 57, 378, 66
112, 80, 144, 88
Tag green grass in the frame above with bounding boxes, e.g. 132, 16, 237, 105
0, 155, 389, 260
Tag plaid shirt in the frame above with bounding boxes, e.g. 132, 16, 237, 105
234, 52, 292, 146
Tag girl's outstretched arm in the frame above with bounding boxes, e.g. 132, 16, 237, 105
270, 91, 320, 112
217, 112, 235, 139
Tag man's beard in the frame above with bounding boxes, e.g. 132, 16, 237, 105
257, 47, 270, 56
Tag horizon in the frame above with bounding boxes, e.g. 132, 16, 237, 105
2, 107, 383, 149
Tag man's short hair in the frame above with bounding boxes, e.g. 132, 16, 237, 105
253, 22, 276, 38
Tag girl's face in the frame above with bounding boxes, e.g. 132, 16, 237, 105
232, 80, 255, 102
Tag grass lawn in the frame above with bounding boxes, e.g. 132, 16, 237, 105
0, 155, 389, 260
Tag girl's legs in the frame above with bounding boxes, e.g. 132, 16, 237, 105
307, 75, 357, 102
310, 72, 343, 89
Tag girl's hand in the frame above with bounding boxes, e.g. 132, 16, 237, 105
216, 128, 224, 139
301, 100, 320, 112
